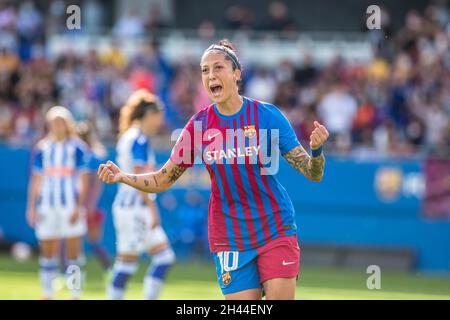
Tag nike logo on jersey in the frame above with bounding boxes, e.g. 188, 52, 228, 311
282, 260, 295, 266
207, 132, 221, 140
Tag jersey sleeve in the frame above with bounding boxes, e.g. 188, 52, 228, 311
131, 135, 149, 167
87, 154, 97, 172
170, 115, 198, 168
75, 143, 90, 171
87, 152, 103, 173
32, 147, 43, 175
268, 105, 301, 155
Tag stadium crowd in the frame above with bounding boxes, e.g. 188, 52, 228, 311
1, 0, 450, 158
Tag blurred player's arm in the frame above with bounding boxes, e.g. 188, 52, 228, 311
76, 168, 89, 210
86, 173, 102, 212
26, 173, 42, 227
27, 146, 44, 227
70, 171, 89, 224
98, 159, 187, 193
70, 144, 91, 223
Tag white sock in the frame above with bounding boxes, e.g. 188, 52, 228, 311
143, 276, 163, 300
143, 248, 175, 300
108, 260, 138, 300
39, 257, 58, 299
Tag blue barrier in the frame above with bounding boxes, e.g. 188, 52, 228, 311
0, 145, 449, 272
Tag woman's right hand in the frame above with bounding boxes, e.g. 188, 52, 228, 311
98, 161, 124, 184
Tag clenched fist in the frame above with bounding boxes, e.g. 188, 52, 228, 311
310, 121, 329, 150
98, 161, 124, 184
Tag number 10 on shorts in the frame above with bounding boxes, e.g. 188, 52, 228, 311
218, 251, 239, 273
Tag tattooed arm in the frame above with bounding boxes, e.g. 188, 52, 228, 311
283, 145, 325, 182
283, 120, 329, 182
98, 159, 188, 193
134, 164, 161, 205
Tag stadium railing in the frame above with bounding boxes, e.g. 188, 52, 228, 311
47, 29, 373, 66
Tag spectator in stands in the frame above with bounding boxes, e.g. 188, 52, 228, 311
144, 4, 170, 32
245, 68, 277, 103
262, 1, 296, 32
0, 46, 19, 74
317, 83, 358, 144
224, 5, 255, 31
16, 0, 43, 61
113, 9, 145, 38
0, 0, 17, 51
0, 98, 13, 139
100, 39, 128, 70
351, 127, 379, 159
295, 54, 318, 86
197, 20, 216, 41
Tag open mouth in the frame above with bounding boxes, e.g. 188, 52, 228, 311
209, 84, 223, 97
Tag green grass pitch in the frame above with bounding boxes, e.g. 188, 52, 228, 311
0, 254, 449, 300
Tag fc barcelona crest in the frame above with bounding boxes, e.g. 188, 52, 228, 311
222, 272, 232, 285
244, 125, 257, 138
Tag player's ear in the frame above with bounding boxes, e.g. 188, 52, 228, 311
234, 68, 241, 82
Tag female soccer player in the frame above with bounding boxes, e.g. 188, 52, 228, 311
98, 40, 329, 300
77, 121, 111, 270
27, 106, 89, 300
107, 89, 175, 300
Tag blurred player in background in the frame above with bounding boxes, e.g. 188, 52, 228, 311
26, 106, 89, 300
98, 39, 329, 300
77, 121, 112, 270
107, 89, 175, 300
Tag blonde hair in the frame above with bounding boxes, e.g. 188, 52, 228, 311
118, 89, 163, 137
77, 121, 107, 158
45, 106, 77, 139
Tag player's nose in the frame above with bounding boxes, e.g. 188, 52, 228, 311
207, 70, 216, 81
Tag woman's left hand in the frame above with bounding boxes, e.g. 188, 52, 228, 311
70, 206, 85, 224
310, 121, 330, 150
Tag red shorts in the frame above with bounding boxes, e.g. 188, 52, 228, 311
87, 208, 105, 229
214, 235, 301, 294
257, 235, 301, 283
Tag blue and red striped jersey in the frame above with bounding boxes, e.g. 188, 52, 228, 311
170, 96, 301, 252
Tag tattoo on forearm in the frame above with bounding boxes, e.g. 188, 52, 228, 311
283, 146, 325, 181
152, 176, 158, 187
126, 175, 137, 183
168, 165, 187, 184
162, 168, 167, 175
144, 179, 149, 187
